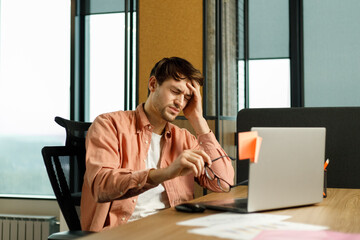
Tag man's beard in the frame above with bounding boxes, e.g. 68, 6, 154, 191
160, 107, 177, 122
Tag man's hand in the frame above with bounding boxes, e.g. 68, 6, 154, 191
182, 80, 210, 135
147, 149, 212, 185
182, 80, 203, 122
167, 149, 212, 178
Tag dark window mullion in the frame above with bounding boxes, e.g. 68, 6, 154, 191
244, 0, 249, 109
71, 0, 86, 121
289, 0, 304, 107
135, 0, 139, 107
203, 0, 208, 117
124, 0, 129, 110
215, 0, 223, 139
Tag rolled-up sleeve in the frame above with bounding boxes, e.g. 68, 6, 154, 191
192, 131, 235, 192
85, 115, 156, 203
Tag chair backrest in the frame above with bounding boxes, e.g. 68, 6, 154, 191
237, 107, 360, 188
54, 117, 92, 194
55, 116, 92, 148
42, 117, 92, 231
42, 146, 83, 230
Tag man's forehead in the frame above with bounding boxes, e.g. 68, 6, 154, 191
170, 79, 192, 92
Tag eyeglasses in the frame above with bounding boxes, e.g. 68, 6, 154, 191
205, 155, 236, 192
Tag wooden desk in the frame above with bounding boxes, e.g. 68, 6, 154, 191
80, 187, 360, 240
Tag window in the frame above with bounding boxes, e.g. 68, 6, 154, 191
0, 0, 71, 197
86, 13, 126, 120
238, 0, 290, 109
303, 0, 360, 107
0, 0, 136, 198
248, 59, 290, 108
80, 0, 137, 121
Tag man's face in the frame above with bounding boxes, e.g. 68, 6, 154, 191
152, 77, 193, 122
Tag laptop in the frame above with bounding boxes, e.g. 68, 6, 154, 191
201, 127, 326, 213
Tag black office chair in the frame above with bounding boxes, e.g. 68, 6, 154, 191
54, 116, 92, 206
42, 117, 92, 239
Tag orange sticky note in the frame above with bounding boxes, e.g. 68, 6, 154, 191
238, 131, 262, 163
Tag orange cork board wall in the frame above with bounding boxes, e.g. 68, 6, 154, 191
138, 0, 203, 104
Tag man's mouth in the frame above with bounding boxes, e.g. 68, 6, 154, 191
169, 106, 180, 114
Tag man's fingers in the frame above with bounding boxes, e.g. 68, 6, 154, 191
191, 79, 201, 89
186, 81, 200, 98
172, 149, 212, 178
179, 155, 199, 177
186, 152, 206, 177
190, 149, 212, 166
183, 150, 212, 177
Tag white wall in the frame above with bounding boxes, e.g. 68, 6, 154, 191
0, 198, 59, 218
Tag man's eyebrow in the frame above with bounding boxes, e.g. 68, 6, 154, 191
171, 86, 192, 97
175, 86, 182, 91
172, 86, 184, 92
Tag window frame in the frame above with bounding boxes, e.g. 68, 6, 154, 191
71, 0, 137, 122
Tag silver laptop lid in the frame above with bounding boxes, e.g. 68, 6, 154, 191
247, 127, 326, 212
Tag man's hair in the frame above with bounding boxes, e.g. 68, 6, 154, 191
149, 57, 204, 86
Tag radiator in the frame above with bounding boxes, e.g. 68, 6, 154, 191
0, 214, 59, 240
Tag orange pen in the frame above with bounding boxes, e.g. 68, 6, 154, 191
323, 159, 329, 198
324, 159, 329, 170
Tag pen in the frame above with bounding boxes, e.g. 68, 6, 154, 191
324, 159, 329, 170
323, 159, 329, 198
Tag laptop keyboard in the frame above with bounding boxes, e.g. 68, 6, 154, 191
233, 198, 248, 208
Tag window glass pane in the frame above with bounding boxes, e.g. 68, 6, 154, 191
0, 0, 70, 196
85, 0, 126, 14
87, 13, 125, 121
237, 0, 245, 60
249, 59, 290, 108
125, 11, 137, 110
237, 0, 245, 111
205, 0, 216, 116
221, 0, 237, 117
130, 12, 137, 109
249, 0, 289, 59
238, 60, 245, 111
303, 0, 360, 107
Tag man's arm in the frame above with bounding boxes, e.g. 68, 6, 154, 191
182, 80, 210, 135
146, 131, 234, 192
183, 80, 235, 191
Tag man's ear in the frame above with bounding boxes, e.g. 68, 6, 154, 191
148, 76, 157, 93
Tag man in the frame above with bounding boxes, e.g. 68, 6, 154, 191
80, 57, 234, 231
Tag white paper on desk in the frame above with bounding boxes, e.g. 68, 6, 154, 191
177, 212, 291, 227
188, 221, 328, 240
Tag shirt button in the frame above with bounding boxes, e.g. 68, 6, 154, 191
145, 140, 149, 144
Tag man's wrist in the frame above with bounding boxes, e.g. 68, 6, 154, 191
189, 116, 210, 135
147, 168, 170, 185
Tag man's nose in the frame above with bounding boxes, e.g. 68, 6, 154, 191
174, 95, 184, 108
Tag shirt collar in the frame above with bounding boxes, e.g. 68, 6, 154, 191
135, 103, 172, 138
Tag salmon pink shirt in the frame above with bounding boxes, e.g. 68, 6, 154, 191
80, 104, 234, 231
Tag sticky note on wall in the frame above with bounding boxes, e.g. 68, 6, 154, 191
238, 131, 262, 163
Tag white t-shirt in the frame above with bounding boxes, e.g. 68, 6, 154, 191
128, 132, 168, 222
